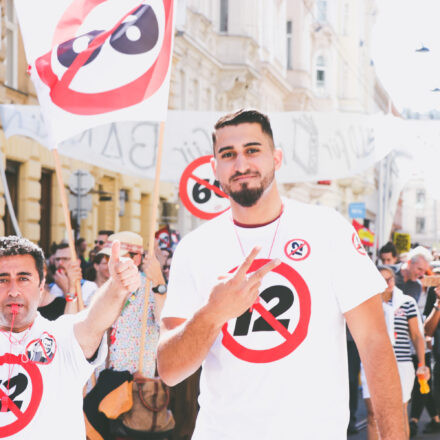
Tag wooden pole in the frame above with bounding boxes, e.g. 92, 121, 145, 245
52, 149, 84, 310
138, 121, 165, 374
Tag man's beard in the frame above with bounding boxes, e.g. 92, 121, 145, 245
222, 170, 275, 207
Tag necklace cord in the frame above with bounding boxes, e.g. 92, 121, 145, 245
3, 307, 18, 411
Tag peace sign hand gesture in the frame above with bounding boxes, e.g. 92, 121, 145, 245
207, 246, 280, 327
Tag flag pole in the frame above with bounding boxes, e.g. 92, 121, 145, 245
138, 121, 165, 374
52, 148, 84, 310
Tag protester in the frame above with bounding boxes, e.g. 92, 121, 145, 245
379, 241, 399, 265
38, 262, 77, 320
50, 242, 97, 306
406, 264, 440, 436
84, 231, 172, 439
395, 246, 432, 302
158, 109, 405, 438
361, 266, 428, 439
424, 282, 440, 431
94, 230, 114, 252
84, 253, 110, 288
0, 235, 140, 438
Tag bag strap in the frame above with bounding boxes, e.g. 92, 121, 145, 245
136, 377, 170, 413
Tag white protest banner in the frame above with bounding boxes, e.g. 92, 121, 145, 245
0, 105, 421, 184
14, 0, 175, 146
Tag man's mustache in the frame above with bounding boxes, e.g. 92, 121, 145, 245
229, 171, 261, 182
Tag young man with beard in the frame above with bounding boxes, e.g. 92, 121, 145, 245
0, 236, 140, 439
158, 109, 405, 439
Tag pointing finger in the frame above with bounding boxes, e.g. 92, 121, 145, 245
235, 246, 261, 279
248, 258, 281, 282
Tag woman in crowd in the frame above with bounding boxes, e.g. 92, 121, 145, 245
85, 253, 110, 288
38, 262, 78, 320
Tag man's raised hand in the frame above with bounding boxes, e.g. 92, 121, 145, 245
108, 240, 141, 295
206, 246, 281, 326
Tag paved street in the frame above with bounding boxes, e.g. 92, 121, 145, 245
349, 393, 437, 439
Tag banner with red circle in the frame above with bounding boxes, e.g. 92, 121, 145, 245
35, 0, 174, 115
179, 155, 230, 220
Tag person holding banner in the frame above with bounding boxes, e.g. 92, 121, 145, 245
158, 109, 405, 439
0, 235, 140, 439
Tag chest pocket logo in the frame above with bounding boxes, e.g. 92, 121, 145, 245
25, 333, 57, 365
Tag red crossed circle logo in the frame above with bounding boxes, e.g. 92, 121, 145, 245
221, 259, 312, 363
35, 0, 174, 115
0, 354, 43, 437
352, 232, 367, 256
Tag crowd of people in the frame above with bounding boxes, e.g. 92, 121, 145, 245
37, 230, 202, 440
2, 109, 435, 439
348, 241, 440, 438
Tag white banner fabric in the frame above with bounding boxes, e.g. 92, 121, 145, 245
14, 0, 175, 146
0, 106, 407, 183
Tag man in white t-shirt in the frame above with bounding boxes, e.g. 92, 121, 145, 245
158, 109, 406, 439
0, 235, 140, 439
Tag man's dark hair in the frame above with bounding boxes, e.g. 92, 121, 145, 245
55, 242, 69, 252
379, 242, 397, 258
212, 109, 274, 152
98, 230, 114, 236
0, 236, 45, 283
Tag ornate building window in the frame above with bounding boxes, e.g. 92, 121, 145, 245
416, 217, 426, 234
316, 0, 327, 23
220, 0, 228, 32
315, 54, 327, 92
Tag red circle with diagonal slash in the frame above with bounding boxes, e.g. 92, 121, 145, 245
284, 239, 311, 261
0, 353, 43, 437
35, 0, 174, 115
352, 233, 367, 256
179, 155, 230, 220
221, 259, 311, 363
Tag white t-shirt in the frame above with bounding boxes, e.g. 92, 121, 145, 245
0, 313, 106, 439
162, 198, 386, 440
50, 280, 97, 306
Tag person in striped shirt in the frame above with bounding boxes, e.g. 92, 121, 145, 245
362, 266, 429, 440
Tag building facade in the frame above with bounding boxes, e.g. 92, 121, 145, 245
0, 0, 392, 251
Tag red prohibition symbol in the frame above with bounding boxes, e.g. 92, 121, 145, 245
284, 239, 311, 261
352, 232, 367, 256
0, 354, 43, 438
35, 0, 174, 115
221, 259, 312, 363
179, 155, 230, 220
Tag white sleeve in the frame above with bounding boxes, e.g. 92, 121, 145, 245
328, 210, 387, 313
81, 281, 98, 306
54, 314, 108, 385
161, 235, 204, 320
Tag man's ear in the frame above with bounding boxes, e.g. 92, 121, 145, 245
39, 279, 46, 297
273, 148, 283, 171
210, 156, 218, 179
